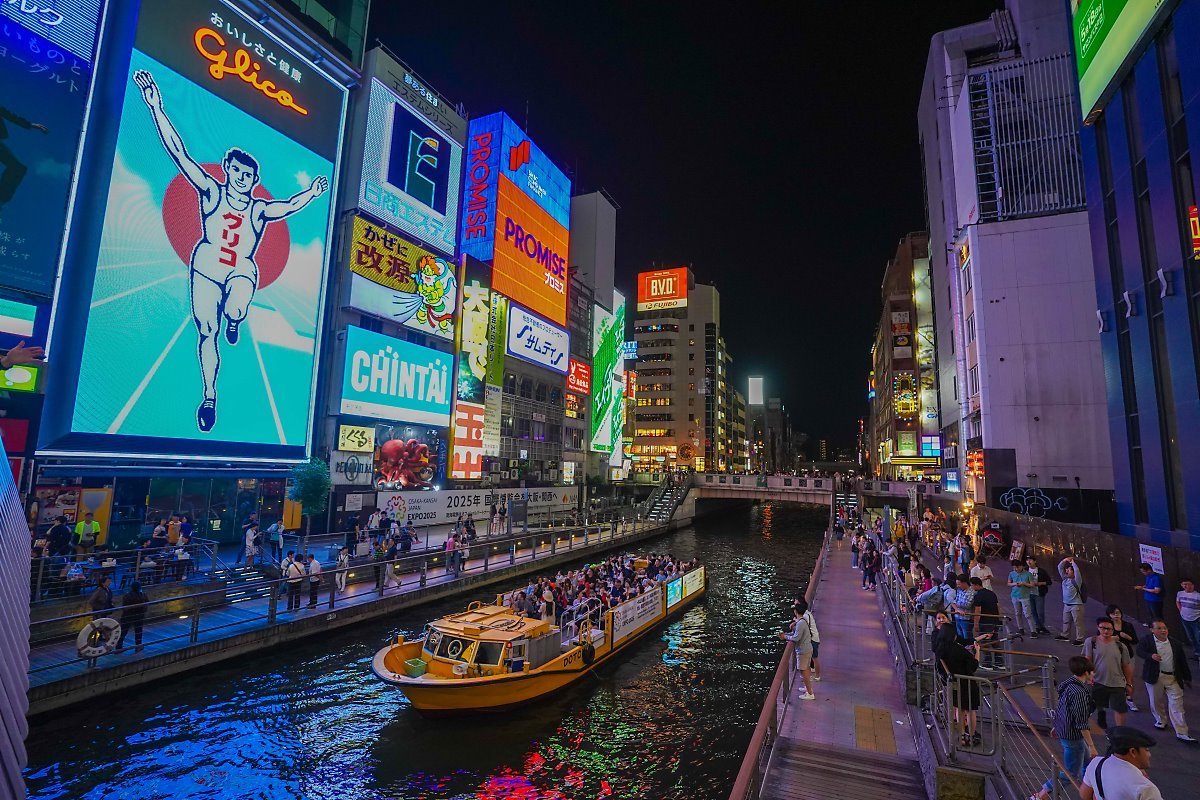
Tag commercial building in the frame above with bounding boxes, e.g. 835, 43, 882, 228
868, 233, 941, 480
918, 0, 1112, 517
21, 0, 363, 545
1074, 1, 1200, 550
631, 270, 738, 475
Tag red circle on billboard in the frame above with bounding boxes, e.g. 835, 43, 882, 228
161, 163, 290, 289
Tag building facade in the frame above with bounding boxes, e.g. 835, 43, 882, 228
1075, 1, 1200, 551
868, 234, 941, 480
918, 0, 1113, 517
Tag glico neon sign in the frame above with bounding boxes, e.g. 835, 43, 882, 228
194, 28, 309, 115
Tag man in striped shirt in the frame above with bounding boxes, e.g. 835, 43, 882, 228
1032, 656, 1098, 800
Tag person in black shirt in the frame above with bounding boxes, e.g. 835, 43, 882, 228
969, 576, 1002, 669
46, 515, 73, 557
116, 581, 149, 653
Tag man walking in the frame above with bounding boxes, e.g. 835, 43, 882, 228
1136, 620, 1196, 744
1007, 560, 1038, 637
1080, 727, 1163, 800
1026, 555, 1052, 636
1056, 556, 1087, 645
115, 580, 149, 653
1178, 578, 1200, 662
1032, 656, 1097, 800
1083, 617, 1133, 729
1135, 563, 1165, 622
306, 554, 322, 609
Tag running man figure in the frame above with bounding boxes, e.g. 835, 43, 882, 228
133, 70, 328, 431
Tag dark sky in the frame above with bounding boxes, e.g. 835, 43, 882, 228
370, 2, 1001, 452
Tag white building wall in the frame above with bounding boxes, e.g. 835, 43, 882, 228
968, 215, 1113, 489
569, 193, 616, 311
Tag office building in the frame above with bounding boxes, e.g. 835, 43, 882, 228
918, 0, 1112, 515
1076, 1, 1200, 550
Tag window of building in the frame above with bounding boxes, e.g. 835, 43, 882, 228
548, 424, 561, 444
688, 353, 694, 361
688, 383, 696, 391
688, 397, 695, 406
503, 373, 517, 394
501, 415, 514, 437
961, 261, 972, 295
516, 418, 531, 439
966, 313, 976, 343
689, 324, 694, 331
952, 374, 958, 401
531, 419, 546, 442
359, 314, 383, 333
549, 387, 562, 406
519, 378, 533, 399
968, 365, 979, 396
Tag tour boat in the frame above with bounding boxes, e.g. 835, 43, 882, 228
371, 562, 707, 715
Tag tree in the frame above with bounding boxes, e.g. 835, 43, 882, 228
288, 458, 331, 552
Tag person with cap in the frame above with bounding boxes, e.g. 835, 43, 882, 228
1079, 726, 1163, 800
1135, 619, 1196, 744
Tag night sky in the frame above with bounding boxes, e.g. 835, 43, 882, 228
371, 1, 1002, 452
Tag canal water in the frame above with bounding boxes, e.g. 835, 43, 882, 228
25, 502, 824, 800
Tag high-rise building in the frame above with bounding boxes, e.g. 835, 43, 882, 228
630, 270, 736, 475
918, 0, 1113, 513
867, 233, 941, 480
1074, 1, 1200, 549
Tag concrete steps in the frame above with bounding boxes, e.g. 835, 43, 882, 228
213, 566, 275, 604
762, 739, 927, 800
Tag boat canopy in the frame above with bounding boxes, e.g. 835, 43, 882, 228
431, 604, 551, 643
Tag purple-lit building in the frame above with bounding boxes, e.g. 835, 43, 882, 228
1076, 1, 1200, 552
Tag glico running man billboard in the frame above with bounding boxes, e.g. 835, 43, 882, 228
39, 0, 347, 461
0, 1, 103, 297
461, 112, 571, 325
358, 77, 462, 256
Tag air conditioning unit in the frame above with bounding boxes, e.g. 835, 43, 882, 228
500, 470, 510, 479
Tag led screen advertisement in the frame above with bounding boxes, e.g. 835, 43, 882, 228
506, 302, 569, 374
358, 77, 462, 256
346, 214, 457, 340
461, 112, 571, 325
340, 325, 453, 427
0, 2, 102, 297
373, 421, 447, 490
637, 267, 688, 312
39, 0, 347, 461
1072, 0, 1177, 122
607, 291, 627, 468
450, 257, 491, 479
590, 291, 625, 454
567, 359, 591, 395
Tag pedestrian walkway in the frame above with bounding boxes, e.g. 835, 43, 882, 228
972, 547, 1200, 797
27, 520, 659, 693
760, 536, 927, 799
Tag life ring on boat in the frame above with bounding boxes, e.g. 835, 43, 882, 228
581, 641, 596, 665
77, 618, 121, 658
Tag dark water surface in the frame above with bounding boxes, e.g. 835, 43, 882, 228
25, 503, 823, 800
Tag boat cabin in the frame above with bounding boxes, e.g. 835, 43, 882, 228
418, 603, 562, 678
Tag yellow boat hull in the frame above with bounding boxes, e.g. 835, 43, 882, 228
374, 577, 706, 715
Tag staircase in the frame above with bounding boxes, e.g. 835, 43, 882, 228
761, 740, 927, 799
646, 485, 688, 523
213, 565, 275, 604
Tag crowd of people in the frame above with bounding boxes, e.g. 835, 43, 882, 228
500, 553, 700, 626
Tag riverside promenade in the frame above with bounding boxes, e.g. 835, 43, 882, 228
733, 533, 927, 800
27, 517, 679, 715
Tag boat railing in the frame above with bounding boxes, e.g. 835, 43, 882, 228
560, 597, 604, 648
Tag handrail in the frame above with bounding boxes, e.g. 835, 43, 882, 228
728, 510, 833, 800
996, 683, 1083, 794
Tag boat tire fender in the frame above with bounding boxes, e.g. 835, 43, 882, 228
581, 641, 595, 665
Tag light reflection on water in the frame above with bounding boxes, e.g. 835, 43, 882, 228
25, 503, 823, 800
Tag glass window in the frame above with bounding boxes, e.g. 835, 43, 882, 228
475, 640, 505, 665
519, 378, 533, 399
504, 373, 517, 394
534, 383, 548, 402
517, 418, 531, 439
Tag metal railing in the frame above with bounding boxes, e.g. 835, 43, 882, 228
728, 506, 834, 800
28, 516, 663, 679
875, 549, 1073, 800
28, 539, 224, 604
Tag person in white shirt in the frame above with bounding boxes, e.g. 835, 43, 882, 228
306, 554, 322, 608
335, 546, 350, 593
283, 552, 305, 612
1177, 578, 1200, 662
1079, 726, 1162, 800
970, 554, 994, 592
244, 523, 259, 567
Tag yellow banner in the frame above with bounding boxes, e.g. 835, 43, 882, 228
338, 424, 375, 453
349, 214, 443, 293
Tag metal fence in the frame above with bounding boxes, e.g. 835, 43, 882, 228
28, 537, 225, 604
29, 517, 662, 678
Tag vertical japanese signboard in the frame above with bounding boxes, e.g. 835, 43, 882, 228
451, 257, 490, 478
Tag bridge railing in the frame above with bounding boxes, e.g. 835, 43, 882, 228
695, 473, 836, 492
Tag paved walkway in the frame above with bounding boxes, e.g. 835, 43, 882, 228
28, 521, 655, 689
761, 536, 926, 799
972, 547, 1199, 797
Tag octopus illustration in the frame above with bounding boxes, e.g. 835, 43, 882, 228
376, 437, 435, 489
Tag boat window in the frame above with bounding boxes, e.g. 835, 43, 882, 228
424, 627, 443, 657
435, 634, 474, 663
475, 641, 505, 666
